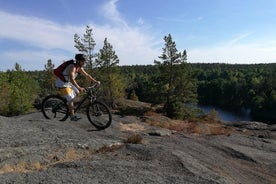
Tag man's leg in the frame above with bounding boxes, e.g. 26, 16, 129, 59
68, 100, 74, 116
61, 84, 80, 121
68, 99, 81, 121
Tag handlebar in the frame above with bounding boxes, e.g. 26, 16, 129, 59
85, 82, 100, 95
90, 82, 100, 89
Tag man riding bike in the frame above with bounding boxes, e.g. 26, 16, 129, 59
55, 53, 100, 121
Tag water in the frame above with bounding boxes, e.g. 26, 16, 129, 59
198, 104, 252, 122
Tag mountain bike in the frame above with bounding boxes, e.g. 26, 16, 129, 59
41, 83, 112, 130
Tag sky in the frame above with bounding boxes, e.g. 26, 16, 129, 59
0, 0, 276, 71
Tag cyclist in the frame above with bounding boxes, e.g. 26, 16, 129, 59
55, 53, 100, 121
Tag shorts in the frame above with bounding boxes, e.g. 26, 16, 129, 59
59, 83, 79, 102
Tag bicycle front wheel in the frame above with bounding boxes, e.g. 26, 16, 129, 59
87, 101, 112, 130
41, 95, 69, 121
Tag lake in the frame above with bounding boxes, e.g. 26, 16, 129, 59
198, 104, 252, 122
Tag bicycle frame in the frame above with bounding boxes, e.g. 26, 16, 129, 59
73, 95, 90, 113
73, 86, 97, 114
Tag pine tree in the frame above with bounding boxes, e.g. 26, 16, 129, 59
74, 25, 96, 71
5, 63, 39, 116
43, 59, 55, 94
95, 38, 125, 105
0, 72, 9, 115
154, 34, 197, 119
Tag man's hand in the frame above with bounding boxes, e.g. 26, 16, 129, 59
79, 87, 86, 93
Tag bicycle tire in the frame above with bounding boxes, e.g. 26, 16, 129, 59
86, 101, 112, 130
41, 95, 69, 121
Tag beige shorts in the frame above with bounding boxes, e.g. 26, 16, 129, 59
59, 84, 79, 102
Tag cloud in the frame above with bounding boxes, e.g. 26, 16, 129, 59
197, 16, 203, 21
189, 42, 276, 64
1, 0, 275, 71
0, 50, 68, 71
92, 24, 160, 65
0, 11, 87, 71
137, 18, 144, 25
0, 0, 161, 71
101, 0, 127, 27
155, 16, 187, 23
227, 32, 253, 46
0, 11, 79, 50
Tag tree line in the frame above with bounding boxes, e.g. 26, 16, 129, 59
194, 63, 276, 123
119, 63, 276, 123
0, 26, 275, 124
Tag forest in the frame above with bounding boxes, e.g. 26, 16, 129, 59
120, 63, 276, 124
0, 26, 275, 124
0, 62, 275, 124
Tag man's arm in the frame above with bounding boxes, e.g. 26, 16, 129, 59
79, 68, 98, 83
68, 65, 83, 92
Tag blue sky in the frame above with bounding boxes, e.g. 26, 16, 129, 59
0, 0, 276, 71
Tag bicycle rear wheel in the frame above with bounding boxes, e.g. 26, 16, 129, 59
87, 101, 112, 130
41, 95, 69, 121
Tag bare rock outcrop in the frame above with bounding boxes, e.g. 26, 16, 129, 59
0, 112, 275, 184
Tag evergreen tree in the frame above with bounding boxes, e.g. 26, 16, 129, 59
3, 63, 39, 116
0, 72, 9, 115
154, 34, 197, 119
74, 25, 96, 71
43, 59, 55, 94
95, 38, 125, 104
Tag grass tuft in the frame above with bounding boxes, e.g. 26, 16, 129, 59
0, 144, 123, 174
0, 161, 43, 174
124, 134, 143, 144
95, 144, 123, 154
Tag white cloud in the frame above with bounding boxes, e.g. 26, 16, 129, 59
227, 32, 253, 46
92, 24, 160, 65
137, 18, 144, 25
155, 16, 187, 23
189, 42, 276, 64
0, 0, 161, 71
197, 16, 203, 21
1, 0, 275, 71
101, 0, 127, 27
1, 50, 68, 70
0, 11, 79, 50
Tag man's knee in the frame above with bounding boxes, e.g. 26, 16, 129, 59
68, 100, 74, 106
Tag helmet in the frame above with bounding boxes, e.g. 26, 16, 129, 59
75, 53, 86, 61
